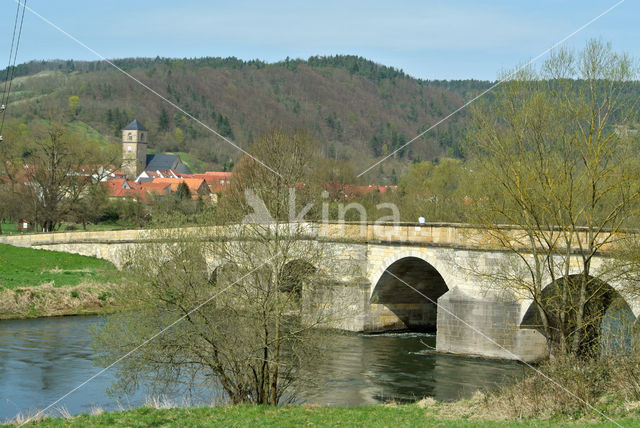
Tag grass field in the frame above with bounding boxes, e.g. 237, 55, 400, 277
67, 120, 114, 146
0, 222, 31, 234
0, 244, 119, 289
9, 404, 639, 428
0, 223, 128, 235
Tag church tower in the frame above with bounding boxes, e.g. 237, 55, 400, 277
122, 119, 148, 180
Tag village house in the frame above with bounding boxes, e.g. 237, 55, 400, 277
151, 177, 210, 198
121, 119, 191, 180
107, 119, 230, 201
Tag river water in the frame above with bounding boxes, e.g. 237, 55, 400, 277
0, 315, 524, 421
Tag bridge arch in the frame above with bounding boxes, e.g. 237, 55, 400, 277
152, 246, 212, 281
209, 262, 240, 287
210, 259, 318, 296
370, 253, 449, 332
520, 274, 637, 356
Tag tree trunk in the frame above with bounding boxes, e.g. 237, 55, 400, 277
536, 301, 553, 354
571, 272, 588, 354
259, 316, 269, 404
270, 319, 280, 406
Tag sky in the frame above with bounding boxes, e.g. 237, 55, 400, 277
0, 0, 638, 81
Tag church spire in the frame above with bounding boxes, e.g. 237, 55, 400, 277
122, 119, 148, 180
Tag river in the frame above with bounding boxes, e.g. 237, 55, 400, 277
0, 315, 525, 421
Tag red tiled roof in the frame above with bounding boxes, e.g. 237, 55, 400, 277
152, 177, 210, 195
190, 171, 232, 193
193, 171, 232, 184
108, 186, 147, 200
139, 182, 172, 195
105, 179, 128, 191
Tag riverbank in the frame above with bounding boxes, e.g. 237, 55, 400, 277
0, 244, 126, 319
7, 401, 640, 427
0, 282, 125, 319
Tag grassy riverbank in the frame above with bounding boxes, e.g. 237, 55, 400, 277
0, 244, 125, 318
8, 402, 640, 427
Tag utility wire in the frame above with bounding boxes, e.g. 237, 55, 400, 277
1, 1, 20, 106
17, 1, 283, 179
0, 0, 27, 137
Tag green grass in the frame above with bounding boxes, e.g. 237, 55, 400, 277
56, 223, 131, 231
0, 244, 119, 290
10, 404, 639, 427
0, 223, 129, 235
0, 223, 27, 234
67, 120, 113, 146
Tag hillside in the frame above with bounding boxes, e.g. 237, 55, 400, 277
1, 56, 491, 181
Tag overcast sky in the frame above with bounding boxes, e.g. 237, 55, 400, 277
0, 1, 636, 80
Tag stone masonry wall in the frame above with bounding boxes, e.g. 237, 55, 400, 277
0, 223, 632, 362
436, 287, 548, 362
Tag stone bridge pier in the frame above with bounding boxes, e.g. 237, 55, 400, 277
2, 223, 639, 363
307, 243, 554, 362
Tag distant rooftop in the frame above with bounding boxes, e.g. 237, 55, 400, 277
146, 154, 192, 174
123, 119, 148, 131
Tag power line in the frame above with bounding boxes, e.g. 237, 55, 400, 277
0, 0, 27, 137
1, 1, 21, 107
18, 1, 283, 179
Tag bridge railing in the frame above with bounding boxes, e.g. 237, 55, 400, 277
0, 221, 631, 255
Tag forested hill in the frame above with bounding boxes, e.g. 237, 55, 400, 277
2, 55, 492, 180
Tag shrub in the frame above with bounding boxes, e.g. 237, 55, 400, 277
488, 354, 640, 419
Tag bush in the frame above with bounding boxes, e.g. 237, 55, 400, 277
488, 354, 640, 419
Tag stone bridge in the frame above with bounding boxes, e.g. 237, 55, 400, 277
2, 222, 638, 363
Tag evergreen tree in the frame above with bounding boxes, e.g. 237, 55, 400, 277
176, 181, 191, 200
158, 107, 171, 132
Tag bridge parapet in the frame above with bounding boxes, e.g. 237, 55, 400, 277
317, 222, 623, 254
0, 222, 626, 253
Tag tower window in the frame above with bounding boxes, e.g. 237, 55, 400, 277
128, 132, 132, 140
127, 145, 132, 151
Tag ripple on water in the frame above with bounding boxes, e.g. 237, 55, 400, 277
0, 316, 524, 419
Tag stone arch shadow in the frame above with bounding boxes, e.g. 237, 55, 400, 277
370, 252, 449, 332
520, 274, 638, 356
279, 259, 317, 300
159, 248, 214, 284
209, 259, 317, 293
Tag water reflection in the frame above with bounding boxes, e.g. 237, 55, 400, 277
301, 332, 524, 405
0, 317, 523, 421
0, 316, 144, 419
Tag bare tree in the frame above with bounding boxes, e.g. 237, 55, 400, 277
0, 121, 30, 232
24, 121, 117, 231
94, 130, 357, 404
467, 40, 640, 356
